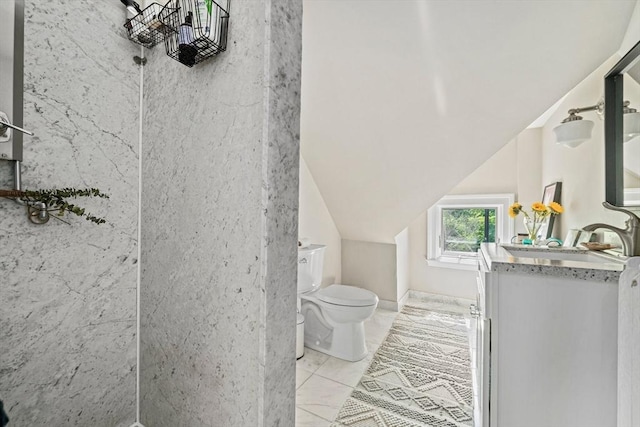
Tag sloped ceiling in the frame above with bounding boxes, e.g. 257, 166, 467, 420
300, 0, 637, 243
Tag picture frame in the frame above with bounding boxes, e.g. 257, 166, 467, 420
540, 181, 562, 239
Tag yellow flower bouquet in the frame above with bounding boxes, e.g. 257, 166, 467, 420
509, 201, 564, 243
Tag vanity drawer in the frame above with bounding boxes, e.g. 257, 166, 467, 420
476, 252, 489, 316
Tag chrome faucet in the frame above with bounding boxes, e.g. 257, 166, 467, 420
582, 202, 640, 256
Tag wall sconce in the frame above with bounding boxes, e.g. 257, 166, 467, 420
554, 99, 640, 147
553, 100, 603, 148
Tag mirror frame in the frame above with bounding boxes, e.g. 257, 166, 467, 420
605, 40, 640, 207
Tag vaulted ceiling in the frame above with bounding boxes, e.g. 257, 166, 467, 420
300, 0, 637, 243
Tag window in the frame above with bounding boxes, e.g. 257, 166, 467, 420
427, 194, 514, 270
442, 207, 496, 254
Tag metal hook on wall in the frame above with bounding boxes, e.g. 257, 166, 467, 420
0, 112, 34, 139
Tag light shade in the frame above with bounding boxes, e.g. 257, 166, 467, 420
553, 119, 594, 148
623, 111, 640, 142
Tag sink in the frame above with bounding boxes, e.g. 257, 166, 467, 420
502, 247, 624, 264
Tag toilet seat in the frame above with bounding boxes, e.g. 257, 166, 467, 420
315, 284, 378, 307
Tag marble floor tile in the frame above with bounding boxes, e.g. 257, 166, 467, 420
296, 364, 314, 389
296, 407, 332, 426
363, 309, 397, 345
314, 352, 372, 388
296, 347, 330, 374
296, 375, 354, 422
365, 338, 381, 356
295, 298, 471, 426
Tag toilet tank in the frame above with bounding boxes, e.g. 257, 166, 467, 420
297, 244, 326, 294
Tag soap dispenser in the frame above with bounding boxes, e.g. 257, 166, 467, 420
178, 11, 197, 66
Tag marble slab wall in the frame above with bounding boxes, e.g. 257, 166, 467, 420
0, 1, 139, 426
140, 1, 302, 425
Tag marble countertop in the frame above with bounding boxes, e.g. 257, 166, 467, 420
480, 243, 626, 282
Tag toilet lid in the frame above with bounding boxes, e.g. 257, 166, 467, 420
316, 284, 378, 307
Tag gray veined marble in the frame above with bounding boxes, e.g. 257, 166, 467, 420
140, 1, 302, 426
0, 1, 139, 426
1, 0, 302, 425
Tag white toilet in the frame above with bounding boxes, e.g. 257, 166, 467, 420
297, 244, 378, 362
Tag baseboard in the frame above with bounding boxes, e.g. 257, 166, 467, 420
408, 290, 474, 307
398, 290, 410, 309
379, 290, 473, 313
377, 290, 411, 312
377, 299, 397, 311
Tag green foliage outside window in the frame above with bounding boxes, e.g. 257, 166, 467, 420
442, 208, 496, 253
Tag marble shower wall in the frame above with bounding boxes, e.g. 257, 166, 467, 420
0, 1, 139, 426
140, 1, 302, 425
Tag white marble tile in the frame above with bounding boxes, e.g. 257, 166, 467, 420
297, 365, 314, 389
296, 407, 332, 426
140, 1, 303, 425
296, 375, 354, 422
314, 353, 372, 388
365, 338, 382, 356
296, 347, 330, 373
0, 1, 139, 426
363, 308, 397, 345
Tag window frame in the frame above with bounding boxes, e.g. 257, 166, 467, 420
427, 193, 515, 270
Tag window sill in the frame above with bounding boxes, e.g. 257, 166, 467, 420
426, 256, 478, 271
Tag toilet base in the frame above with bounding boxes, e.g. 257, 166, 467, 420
303, 309, 369, 362
304, 339, 368, 362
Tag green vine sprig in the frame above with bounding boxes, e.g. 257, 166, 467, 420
0, 187, 109, 224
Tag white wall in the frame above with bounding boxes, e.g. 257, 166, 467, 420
342, 239, 397, 303
407, 4, 640, 299
541, 56, 640, 241
298, 156, 342, 286
395, 227, 410, 303
408, 53, 640, 301
619, 0, 640, 57
408, 131, 542, 300
301, 0, 640, 303
408, 210, 478, 300
301, 1, 634, 244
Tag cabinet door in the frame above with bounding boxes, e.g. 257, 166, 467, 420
618, 258, 640, 427
481, 318, 491, 427
474, 268, 491, 427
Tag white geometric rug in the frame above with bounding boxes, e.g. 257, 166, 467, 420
330, 303, 473, 427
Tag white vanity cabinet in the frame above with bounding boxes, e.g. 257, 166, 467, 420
618, 257, 640, 427
475, 244, 621, 427
473, 254, 491, 427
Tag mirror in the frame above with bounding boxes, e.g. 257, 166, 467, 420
623, 58, 640, 204
605, 40, 640, 207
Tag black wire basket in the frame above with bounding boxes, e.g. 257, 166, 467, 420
159, 0, 229, 67
123, 2, 167, 48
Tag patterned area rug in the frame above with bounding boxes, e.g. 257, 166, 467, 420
331, 303, 473, 427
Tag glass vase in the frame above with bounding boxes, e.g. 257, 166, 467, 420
523, 217, 542, 245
